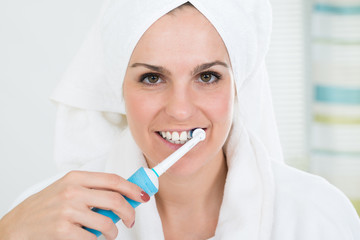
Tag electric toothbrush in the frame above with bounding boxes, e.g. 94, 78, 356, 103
84, 128, 206, 237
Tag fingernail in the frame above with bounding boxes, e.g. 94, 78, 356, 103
131, 220, 135, 228
140, 191, 150, 202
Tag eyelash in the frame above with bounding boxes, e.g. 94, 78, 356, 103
139, 71, 222, 86
140, 73, 164, 86
197, 71, 222, 85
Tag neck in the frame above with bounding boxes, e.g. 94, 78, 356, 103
156, 153, 227, 206
155, 150, 227, 239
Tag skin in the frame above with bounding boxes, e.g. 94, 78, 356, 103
123, 5, 234, 239
0, 4, 235, 240
0, 172, 149, 240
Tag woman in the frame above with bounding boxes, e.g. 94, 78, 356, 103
1, 0, 359, 239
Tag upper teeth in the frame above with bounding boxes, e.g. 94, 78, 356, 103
160, 130, 192, 144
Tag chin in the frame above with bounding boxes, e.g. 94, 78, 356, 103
162, 155, 207, 177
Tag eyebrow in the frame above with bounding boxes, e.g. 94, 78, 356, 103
192, 61, 229, 75
130, 61, 229, 76
130, 63, 171, 75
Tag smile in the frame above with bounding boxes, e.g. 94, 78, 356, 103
157, 130, 194, 145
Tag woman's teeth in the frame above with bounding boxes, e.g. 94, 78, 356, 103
159, 130, 192, 144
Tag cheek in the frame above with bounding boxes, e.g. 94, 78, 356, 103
201, 86, 234, 127
123, 87, 163, 132
124, 88, 157, 154
125, 92, 148, 126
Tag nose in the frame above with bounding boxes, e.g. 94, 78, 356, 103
165, 84, 195, 121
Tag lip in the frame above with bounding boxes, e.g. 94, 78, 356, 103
155, 128, 207, 150
157, 128, 201, 133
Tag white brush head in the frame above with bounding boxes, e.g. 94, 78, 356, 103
192, 128, 206, 141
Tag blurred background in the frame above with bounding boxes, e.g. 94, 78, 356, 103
0, 0, 359, 218
267, 0, 360, 215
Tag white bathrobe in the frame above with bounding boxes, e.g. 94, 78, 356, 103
13, 112, 360, 239
100, 119, 360, 239
12, 0, 360, 239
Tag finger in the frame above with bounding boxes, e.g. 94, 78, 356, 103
71, 226, 99, 240
54, 221, 98, 240
82, 188, 136, 228
54, 190, 121, 239
57, 185, 136, 228
71, 207, 119, 240
62, 171, 150, 203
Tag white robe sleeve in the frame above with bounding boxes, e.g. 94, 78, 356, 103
272, 162, 360, 240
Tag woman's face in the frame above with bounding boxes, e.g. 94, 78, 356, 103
123, 6, 234, 176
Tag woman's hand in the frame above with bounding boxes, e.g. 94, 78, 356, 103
0, 171, 150, 240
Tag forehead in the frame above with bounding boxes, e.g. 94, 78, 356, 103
129, 6, 230, 65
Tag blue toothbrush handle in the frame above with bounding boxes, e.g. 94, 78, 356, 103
84, 167, 159, 237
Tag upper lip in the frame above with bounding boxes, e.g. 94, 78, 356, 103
156, 128, 206, 132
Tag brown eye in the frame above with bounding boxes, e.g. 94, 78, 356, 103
147, 74, 159, 83
199, 72, 221, 84
141, 73, 161, 84
200, 73, 212, 82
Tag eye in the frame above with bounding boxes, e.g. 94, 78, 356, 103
141, 73, 163, 85
199, 72, 221, 84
